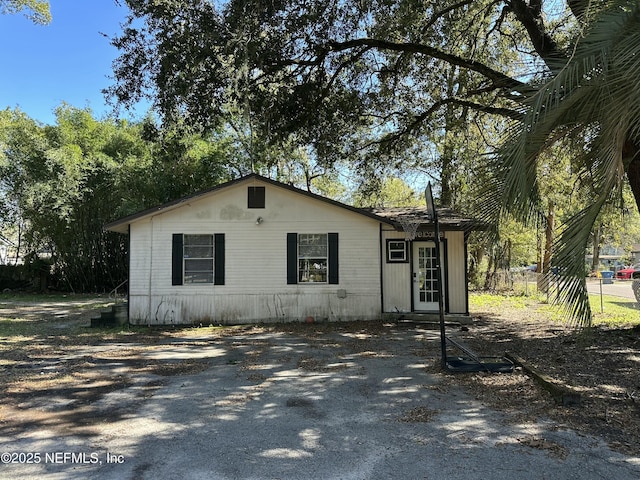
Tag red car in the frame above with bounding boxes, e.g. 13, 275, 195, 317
615, 264, 640, 280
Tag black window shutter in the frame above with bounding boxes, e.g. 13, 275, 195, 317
287, 233, 298, 284
328, 233, 339, 284
214, 233, 225, 285
172, 234, 183, 285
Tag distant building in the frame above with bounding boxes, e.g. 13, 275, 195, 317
586, 244, 631, 272
0, 234, 16, 265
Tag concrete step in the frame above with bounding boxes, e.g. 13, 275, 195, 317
90, 302, 128, 328
383, 312, 471, 326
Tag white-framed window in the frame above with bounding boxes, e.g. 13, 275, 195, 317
183, 234, 214, 284
298, 233, 328, 283
172, 233, 224, 286
387, 240, 408, 263
287, 232, 338, 285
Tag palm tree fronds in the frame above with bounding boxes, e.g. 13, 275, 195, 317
481, 0, 640, 325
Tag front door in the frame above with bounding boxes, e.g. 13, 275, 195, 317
412, 242, 442, 311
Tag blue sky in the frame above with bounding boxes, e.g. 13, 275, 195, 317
0, 0, 143, 125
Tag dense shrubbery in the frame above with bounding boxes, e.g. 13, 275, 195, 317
0, 106, 239, 292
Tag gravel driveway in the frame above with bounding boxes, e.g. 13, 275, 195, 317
1, 323, 639, 480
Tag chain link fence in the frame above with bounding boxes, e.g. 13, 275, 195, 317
480, 270, 543, 296
480, 269, 640, 310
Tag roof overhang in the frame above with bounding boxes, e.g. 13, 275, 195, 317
367, 207, 490, 232
104, 173, 396, 234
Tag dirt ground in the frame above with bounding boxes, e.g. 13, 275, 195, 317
447, 304, 640, 457
1, 294, 639, 460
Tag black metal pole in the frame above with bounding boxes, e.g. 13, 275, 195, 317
434, 213, 447, 369
425, 182, 447, 369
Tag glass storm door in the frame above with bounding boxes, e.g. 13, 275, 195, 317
412, 242, 441, 311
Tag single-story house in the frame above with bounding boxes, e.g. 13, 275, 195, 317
105, 174, 483, 325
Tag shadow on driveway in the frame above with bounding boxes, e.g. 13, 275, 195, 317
1, 324, 639, 480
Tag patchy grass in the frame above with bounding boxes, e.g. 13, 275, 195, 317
0, 294, 237, 393
0, 294, 250, 434
0, 292, 113, 304
470, 291, 640, 328
0, 293, 242, 339
470, 291, 548, 314
588, 295, 640, 327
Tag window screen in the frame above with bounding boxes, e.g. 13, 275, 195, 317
183, 234, 214, 283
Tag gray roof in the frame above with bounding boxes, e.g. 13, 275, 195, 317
367, 206, 489, 232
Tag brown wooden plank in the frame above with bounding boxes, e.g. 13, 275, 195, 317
505, 351, 581, 406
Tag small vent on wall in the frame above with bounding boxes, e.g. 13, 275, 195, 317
248, 186, 266, 208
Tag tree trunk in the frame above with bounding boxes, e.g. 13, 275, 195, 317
13, 222, 22, 266
625, 141, 640, 213
439, 69, 458, 207
537, 203, 555, 293
484, 250, 494, 290
468, 243, 484, 286
543, 202, 555, 275
591, 224, 601, 272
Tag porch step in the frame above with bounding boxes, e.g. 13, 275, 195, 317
384, 312, 472, 328
90, 303, 128, 328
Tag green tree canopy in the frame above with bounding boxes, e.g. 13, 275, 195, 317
106, 0, 549, 195
0, 106, 237, 291
0, 0, 50, 24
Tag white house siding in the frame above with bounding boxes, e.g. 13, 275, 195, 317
444, 230, 467, 314
381, 229, 411, 313
127, 179, 383, 324
381, 229, 468, 314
